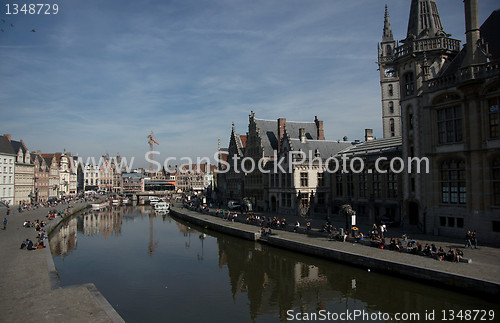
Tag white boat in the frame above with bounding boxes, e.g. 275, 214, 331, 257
149, 197, 160, 205
122, 198, 130, 205
112, 199, 121, 206
91, 202, 109, 209
154, 202, 170, 211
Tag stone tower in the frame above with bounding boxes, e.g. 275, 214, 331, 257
395, 0, 460, 227
378, 5, 401, 138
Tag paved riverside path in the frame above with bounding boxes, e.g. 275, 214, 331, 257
171, 203, 500, 294
0, 201, 124, 323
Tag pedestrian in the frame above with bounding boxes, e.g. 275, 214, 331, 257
3, 217, 7, 230
471, 230, 478, 249
465, 230, 472, 248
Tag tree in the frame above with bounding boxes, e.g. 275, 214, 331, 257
340, 204, 356, 234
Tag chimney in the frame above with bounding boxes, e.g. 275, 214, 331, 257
277, 118, 286, 151
4, 134, 11, 142
299, 128, 306, 143
365, 129, 374, 141
314, 116, 325, 140
463, 0, 481, 67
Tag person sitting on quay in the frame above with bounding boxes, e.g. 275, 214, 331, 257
306, 222, 311, 232
281, 218, 287, 229
294, 221, 300, 233
437, 246, 446, 261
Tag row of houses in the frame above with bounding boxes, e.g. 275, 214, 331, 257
0, 134, 78, 206
216, 0, 500, 243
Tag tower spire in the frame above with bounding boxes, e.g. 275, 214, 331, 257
382, 4, 394, 42
406, 0, 446, 40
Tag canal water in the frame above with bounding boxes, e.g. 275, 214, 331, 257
50, 206, 498, 322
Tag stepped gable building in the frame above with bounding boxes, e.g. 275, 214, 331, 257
383, 0, 500, 242
221, 123, 247, 203
243, 112, 326, 211
0, 135, 16, 206
268, 126, 351, 216
42, 153, 60, 199
9, 137, 34, 205
31, 151, 50, 203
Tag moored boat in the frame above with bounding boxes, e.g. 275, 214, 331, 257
91, 202, 109, 209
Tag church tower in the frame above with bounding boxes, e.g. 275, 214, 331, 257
378, 5, 401, 138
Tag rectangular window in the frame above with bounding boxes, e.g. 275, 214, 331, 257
372, 174, 381, 198
448, 217, 455, 227
441, 160, 466, 205
440, 216, 446, 226
335, 173, 343, 197
437, 106, 463, 144
317, 172, 325, 187
489, 97, 499, 138
359, 171, 367, 198
300, 172, 308, 187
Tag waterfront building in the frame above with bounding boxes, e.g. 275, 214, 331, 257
31, 151, 50, 203
268, 128, 351, 217
83, 164, 100, 191
330, 132, 403, 224
215, 138, 229, 204
242, 111, 326, 211
42, 153, 60, 199
176, 163, 216, 194
222, 123, 247, 204
0, 135, 16, 206
98, 156, 113, 193
58, 151, 72, 197
383, 0, 500, 242
122, 172, 145, 194
8, 137, 34, 205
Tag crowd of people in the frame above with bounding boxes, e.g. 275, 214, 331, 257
20, 219, 48, 250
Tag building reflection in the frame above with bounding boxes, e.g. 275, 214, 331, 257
50, 217, 78, 257
83, 207, 123, 238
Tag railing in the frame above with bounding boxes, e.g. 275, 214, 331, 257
427, 61, 500, 91
394, 37, 461, 58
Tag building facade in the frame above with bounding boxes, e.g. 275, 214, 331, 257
31, 151, 50, 203
9, 138, 34, 205
268, 127, 351, 217
0, 135, 16, 206
385, 0, 500, 242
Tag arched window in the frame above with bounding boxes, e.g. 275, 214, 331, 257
493, 157, 500, 205
403, 72, 414, 97
388, 84, 393, 97
390, 118, 395, 137
389, 101, 394, 114
440, 160, 466, 204
386, 45, 392, 56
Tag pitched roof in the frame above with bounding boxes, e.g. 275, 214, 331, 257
10, 140, 28, 155
288, 139, 352, 159
337, 136, 402, 156
254, 118, 317, 156
0, 136, 15, 155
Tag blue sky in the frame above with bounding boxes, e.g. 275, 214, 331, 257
1, 0, 498, 168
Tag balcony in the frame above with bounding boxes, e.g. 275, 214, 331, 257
394, 37, 460, 58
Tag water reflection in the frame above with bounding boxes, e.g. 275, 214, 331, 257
51, 207, 499, 322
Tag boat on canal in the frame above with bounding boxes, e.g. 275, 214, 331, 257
91, 201, 109, 209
